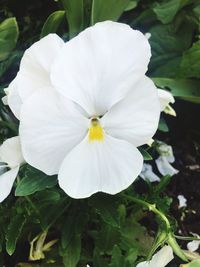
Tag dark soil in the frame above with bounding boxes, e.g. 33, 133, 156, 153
162, 100, 200, 266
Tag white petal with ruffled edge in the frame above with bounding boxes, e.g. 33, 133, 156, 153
0, 136, 24, 168
58, 134, 143, 199
17, 34, 64, 103
158, 89, 175, 111
51, 21, 151, 116
136, 246, 174, 267
6, 77, 23, 119
140, 163, 160, 182
101, 76, 160, 147
0, 166, 19, 202
19, 89, 88, 175
156, 156, 179, 177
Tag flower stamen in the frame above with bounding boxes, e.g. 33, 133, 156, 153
88, 118, 104, 142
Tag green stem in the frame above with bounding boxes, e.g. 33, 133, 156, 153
175, 235, 200, 241
122, 194, 171, 232
122, 194, 188, 262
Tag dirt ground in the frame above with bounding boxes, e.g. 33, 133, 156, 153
163, 100, 200, 266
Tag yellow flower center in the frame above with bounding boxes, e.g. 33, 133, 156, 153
88, 118, 104, 142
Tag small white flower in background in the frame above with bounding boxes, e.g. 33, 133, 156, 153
177, 195, 187, 209
156, 142, 179, 177
136, 246, 174, 267
140, 163, 160, 182
6, 21, 161, 199
187, 233, 200, 252
0, 136, 24, 202
157, 89, 176, 116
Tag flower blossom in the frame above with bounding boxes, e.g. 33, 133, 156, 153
157, 89, 176, 116
177, 194, 187, 209
156, 142, 179, 177
5, 21, 161, 198
140, 163, 160, 182
0, 136, 24, 202
136, 246, 174, 267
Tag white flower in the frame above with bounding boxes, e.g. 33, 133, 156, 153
158, 89, 176, 116
156, 143, 179, 177
136, 246, 174, 267
187, 239, 200, 252
177, 195, 187, 209
140, 163, 160, 182
187, 233, 200, 253
2, 34, 64, 119
10, 21, 160, 199
0, 136, 24, 202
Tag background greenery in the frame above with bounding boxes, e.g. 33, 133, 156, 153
0, 0, 200, 266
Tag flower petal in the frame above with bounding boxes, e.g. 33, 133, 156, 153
51, 21, 151, 116
58, 134, 143, 199
17, 34, 64, 103
19, 89, 88, 175
177, 195, 187, 209
136, 246, 174, 267
156, 156, 179, 177
140, 163, 160, 182
0, 166, 19, 203
101, 76, 160, 147
6, 77, 23, 119
158, 89, 175, 111
187, 240, 200, 252
0, 137, 24, 168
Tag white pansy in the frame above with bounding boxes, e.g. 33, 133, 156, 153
158, 89, 176, 116
187, 233, 200, 253
140, 163, 160, 182
2, 34, 64, 119
136, 246, 174, 267
177, 195, 187, 209
0, 136, 24, 202
187, 240, 200, 252
156, 142, 179, 177
16, 21, 160, 198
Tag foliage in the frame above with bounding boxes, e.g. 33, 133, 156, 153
0, 0, 200, 266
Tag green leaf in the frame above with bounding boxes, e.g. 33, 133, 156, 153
0, 51, 22, 78
155, 175, 172, 194
96, 224, 121, 253
93, 249, 109, 267
158, 118, 169, 132
125, 248, 138, 265
6, 214, 26, 255
61, 0, 84, 38
121, 219, 154, 256
182, 260, 200, 267
139, 148, 153, 160
153, 78, 200, 103
180, 41, 200, 78
91, 0, 130, 24
90, 194, 120, 227
109, 245, 124, 267
152, 0, 181, 24
41, 10, 66, 38
0, 17, 19, 61
15, 166, 57, 196
61, 234, 81, 267
125, 0, 138, 11
61, 206, 88, 250
149, 23, 194, 77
